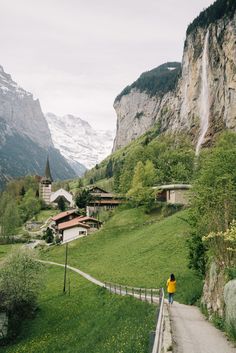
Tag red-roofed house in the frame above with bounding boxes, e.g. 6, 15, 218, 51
77, 216, 102, 231
51, 209, 79, 227
58, 217, 90, 243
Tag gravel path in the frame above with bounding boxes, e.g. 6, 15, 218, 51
170, 302, 236, 353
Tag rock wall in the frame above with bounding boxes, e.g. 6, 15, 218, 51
201, 261, 226, 318
113, 14, 236, 151
224, 279, 236, 326
202, 261, 236, 330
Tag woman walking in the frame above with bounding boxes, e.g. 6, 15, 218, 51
166, 273, 176, 304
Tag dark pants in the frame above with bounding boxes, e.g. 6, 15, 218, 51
168, 292, 174, 304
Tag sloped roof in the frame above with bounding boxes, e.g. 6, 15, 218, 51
88, 186, 108, 193
77, 216, 101, 224
51, 209, 78, 221
50, 188, 73, 204
58, 217, 90, 231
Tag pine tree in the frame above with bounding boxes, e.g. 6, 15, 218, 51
58, 197, 66, 212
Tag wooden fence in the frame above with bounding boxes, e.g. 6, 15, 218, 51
104, 282, 165, 353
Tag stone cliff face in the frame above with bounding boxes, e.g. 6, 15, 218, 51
0, 66, 52, 148
113, 11, 236, 152
0, 66, 76, 188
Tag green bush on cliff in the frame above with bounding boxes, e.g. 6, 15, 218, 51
187, 0, 236, 35
115, 62, 181, 102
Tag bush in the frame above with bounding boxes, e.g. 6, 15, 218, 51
226, 268, 236, 280
161, 203, 183, 218
0, 249, 43, 338
54, 234, 61, 244
43, 228, 54, 243
21, 231, 31, 243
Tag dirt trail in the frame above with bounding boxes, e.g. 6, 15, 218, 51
169, 302, 236, 353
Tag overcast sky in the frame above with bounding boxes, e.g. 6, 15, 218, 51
0, 0, 213, 130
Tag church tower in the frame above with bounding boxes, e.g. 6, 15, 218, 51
40, 157, 53, 204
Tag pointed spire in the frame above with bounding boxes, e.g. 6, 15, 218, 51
44, 156, 53, 182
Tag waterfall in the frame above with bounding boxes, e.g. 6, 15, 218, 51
180, 53, 189, 123
196, 30, 210, 155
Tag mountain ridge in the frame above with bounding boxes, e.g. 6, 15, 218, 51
113, 0, 236, 152
45, 112, 115, 171
0, 66, 76, 189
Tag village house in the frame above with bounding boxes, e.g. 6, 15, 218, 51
76, 216, 102, 231
58, 218, 90, 243
50, 209, 79, 229
154, 184, 192, 205
86, 186, 123, 216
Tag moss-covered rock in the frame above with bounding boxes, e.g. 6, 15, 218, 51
224, 279, 236, 326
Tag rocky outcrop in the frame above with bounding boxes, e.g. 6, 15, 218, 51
113, 7, 236, 152
201, 261, 226, 318
0, 65, 52, 148
0, 66, 76, 188
202, 261, 236, 330
224, 279, 236, 326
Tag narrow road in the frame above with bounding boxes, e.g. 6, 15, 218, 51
39, 260, 105, 287
170, 302, 236, 353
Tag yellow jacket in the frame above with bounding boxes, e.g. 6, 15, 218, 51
167, 278, 176, 293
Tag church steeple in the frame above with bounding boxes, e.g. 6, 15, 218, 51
44, 156, 53, 182
39, 156, 53, 204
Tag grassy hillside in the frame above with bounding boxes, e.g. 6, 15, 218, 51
0, 265, 155, 353
0, 244, 20, 264
42, 207, 203, 304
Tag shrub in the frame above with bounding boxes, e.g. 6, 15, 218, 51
0, 249, 43, 337
43, 228, 54, 244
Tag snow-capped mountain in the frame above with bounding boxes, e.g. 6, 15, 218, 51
45, 113, 115, 171
0, 65, 77, 188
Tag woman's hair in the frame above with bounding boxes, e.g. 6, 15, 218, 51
170, 273, 175, 281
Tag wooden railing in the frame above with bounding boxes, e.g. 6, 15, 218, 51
104, 282, 165, 353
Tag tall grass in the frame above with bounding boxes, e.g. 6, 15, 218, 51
0, 266, 156, 353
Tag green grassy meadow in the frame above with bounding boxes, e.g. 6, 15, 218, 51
0, 244, 21, 264
42, 207, 203, 304
0, 265, 155, 353
0, 206, 203, 352
36, 209, 58, 222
